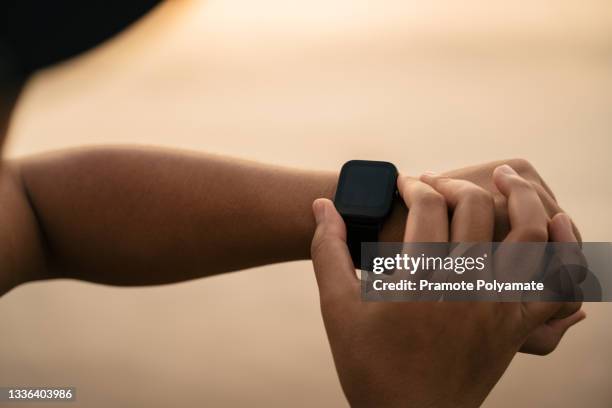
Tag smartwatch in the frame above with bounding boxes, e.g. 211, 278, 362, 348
333, 160, 398, 269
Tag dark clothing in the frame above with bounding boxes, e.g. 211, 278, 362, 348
1, 0, 160, 80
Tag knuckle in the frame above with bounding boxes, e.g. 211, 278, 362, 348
397, 175, 409, 190
461, 185, 494, 207
414, 189, 446, 208
310, 233, 333, 260
506, 158, 536, 175
398, 175, 417, 192
529, 181, 555, 203
514, 225, 549, 242
507, 174, 534, 191
529, 180, 546, 195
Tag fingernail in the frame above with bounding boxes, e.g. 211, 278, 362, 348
496, 164, 518, 176
422, 171, 438, 177
313, 199, 327, 224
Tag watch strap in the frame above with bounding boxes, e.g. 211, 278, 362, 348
346, 222, 380, 270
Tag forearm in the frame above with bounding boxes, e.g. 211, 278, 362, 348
2, 145, 409, 292
11, 146, 348, 286
0, 164, 48, 294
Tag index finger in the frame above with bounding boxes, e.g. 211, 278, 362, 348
493, 165, 549, 243
397, 176, 449, 243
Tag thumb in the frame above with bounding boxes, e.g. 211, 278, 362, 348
522, 213, 582, 326
311, 198, 359, 299
520, 310, 586, 355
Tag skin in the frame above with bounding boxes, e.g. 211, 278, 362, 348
0, 80, 582, 358
310, 165, 585, 408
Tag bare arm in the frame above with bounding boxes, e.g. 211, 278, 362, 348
0, 145, 573, 299
5, 146, 354, 288
0, 81, 402, 294
1, 146, 574, 295
3, 146, 410, 292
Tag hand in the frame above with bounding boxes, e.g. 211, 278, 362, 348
439, 158, 581, 242
420, 166, 585, 355
310, 165, 583, 407
380, 158, 580, 243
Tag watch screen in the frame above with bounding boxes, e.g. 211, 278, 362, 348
334, 160, 397, 220
341, 165, 388, 207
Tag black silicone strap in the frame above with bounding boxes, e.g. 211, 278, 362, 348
346, 222, 380, 270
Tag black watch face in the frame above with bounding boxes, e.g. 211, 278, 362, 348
334, 160, 398, 221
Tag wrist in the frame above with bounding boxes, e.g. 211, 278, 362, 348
300, 169, 408, 260
295, 170, 337, 259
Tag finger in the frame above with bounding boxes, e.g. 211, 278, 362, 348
531, 182, 582, 243
549, 212, 578, 243
420, 174, 495, 242
397, 176, 448, 243
546, 213, 583, 318
520, 309, 587, 355
494, 164, 549, 243
547, 309, 587, 335
420, 174, 495, 299
398, 176, 452, 300
549, 212, 587, 289
494, 164, 555, 320
520, 212, 583, 324
485, 186, 582, 242
439, 159, 582, 241
311, 199, 359, 301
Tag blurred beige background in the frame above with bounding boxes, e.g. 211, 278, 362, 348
1, 0, 611, 406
